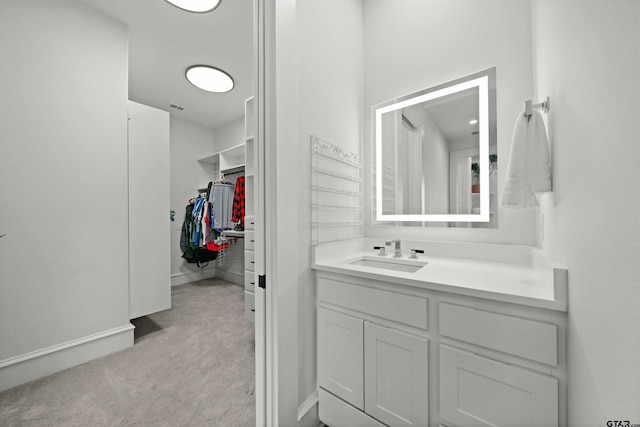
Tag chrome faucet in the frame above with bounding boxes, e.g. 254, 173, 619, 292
373, 245, 387, 256
386, 239, 402, 258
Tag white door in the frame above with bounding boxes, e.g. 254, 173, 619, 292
440, 345, 558, 427
317, 307, 365, 409
364, 322, 429, 427
127, 101, 171, 319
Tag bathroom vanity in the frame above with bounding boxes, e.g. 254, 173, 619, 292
313, 241, 567, 427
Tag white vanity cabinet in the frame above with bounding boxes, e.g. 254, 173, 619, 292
438, 302, 561, 427
317, 307, 364, 409
364, 322, 429, 427
315, 271, 567, 427
317, 275, 430, 427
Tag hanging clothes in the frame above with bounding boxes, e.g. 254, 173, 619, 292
180, 197, 218, 265
231, 176, 245, 229
210, 181, 235, 230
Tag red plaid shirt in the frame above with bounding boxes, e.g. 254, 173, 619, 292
231, 176, 245, 227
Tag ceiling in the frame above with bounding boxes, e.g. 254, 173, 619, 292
81, 0, 254, 130
425, 90, 480, 143
424, 88, 497, 144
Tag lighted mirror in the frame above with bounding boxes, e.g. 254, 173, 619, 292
373, 68, 497, 227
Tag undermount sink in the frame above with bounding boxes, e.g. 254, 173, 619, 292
349, 256, 428, 273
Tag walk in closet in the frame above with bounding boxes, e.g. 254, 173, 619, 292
190, 97, 256, 322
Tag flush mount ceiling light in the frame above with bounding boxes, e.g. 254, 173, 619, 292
185, 65, 234, 93
469, 119, 478, 125
164, 0, 221, 13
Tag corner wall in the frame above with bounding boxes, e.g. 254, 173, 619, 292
0, 0, 132, 390
296, 0, 364, 416
214, 117, 245, 152
169, 117, 217, 284
532, 1, 640, 423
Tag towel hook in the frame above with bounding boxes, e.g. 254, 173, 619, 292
525, 96, 550, 118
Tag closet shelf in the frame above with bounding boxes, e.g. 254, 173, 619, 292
222, 230, 244, 238
221, 164, 245, 175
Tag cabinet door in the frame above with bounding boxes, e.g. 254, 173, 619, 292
440, 345, 558, 427
364, 322, 429, 427
318, 307, 364, 410
128, 101, 171, 319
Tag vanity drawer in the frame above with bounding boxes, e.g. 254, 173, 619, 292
244, 215, 255, 230
245, 270, 256, 292
439, 302, 557, 366
245, 231, 255, 250
318, 276, 428, 330
440, 345, 558, 427
244, 250, 255, 272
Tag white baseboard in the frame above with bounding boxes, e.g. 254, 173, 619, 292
299, 390, 320, 427
214, 270, 244, 286
0, 324, 134, 392
171, 269, 216, 286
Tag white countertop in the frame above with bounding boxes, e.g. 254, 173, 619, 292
312, 241, 568, 312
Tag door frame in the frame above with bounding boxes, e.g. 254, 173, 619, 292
255, 0, 300, 425
253, 0, 267, 425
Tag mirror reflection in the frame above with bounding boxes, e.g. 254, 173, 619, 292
373, 68, 497, 227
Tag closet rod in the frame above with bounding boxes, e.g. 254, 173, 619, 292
524, 96, 550, 118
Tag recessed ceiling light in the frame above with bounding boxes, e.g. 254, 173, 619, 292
185, 65, 234, 93
469, 119, 478, 125
164, 0, 221, 13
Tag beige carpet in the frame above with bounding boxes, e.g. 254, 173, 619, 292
0, 278, 256, 426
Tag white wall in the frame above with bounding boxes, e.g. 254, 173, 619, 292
270, 1, 300, 424
532, 1, 640, 423
169, 117, 217, 283
296, 0, 364, 413
363, 0, 537, 245
268, 0, 364, 421
0, 0, 131, 388
214, 116, 244, 152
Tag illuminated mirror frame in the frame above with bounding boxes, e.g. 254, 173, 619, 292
374, 68, 494, 223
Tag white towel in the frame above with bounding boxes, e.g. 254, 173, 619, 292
501, 109, 552, 208
526, 110, 552, 193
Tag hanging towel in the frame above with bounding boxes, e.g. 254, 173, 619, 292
231, 176, 245, 228
501, 109, 552, 208
525, 110, 552, 193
